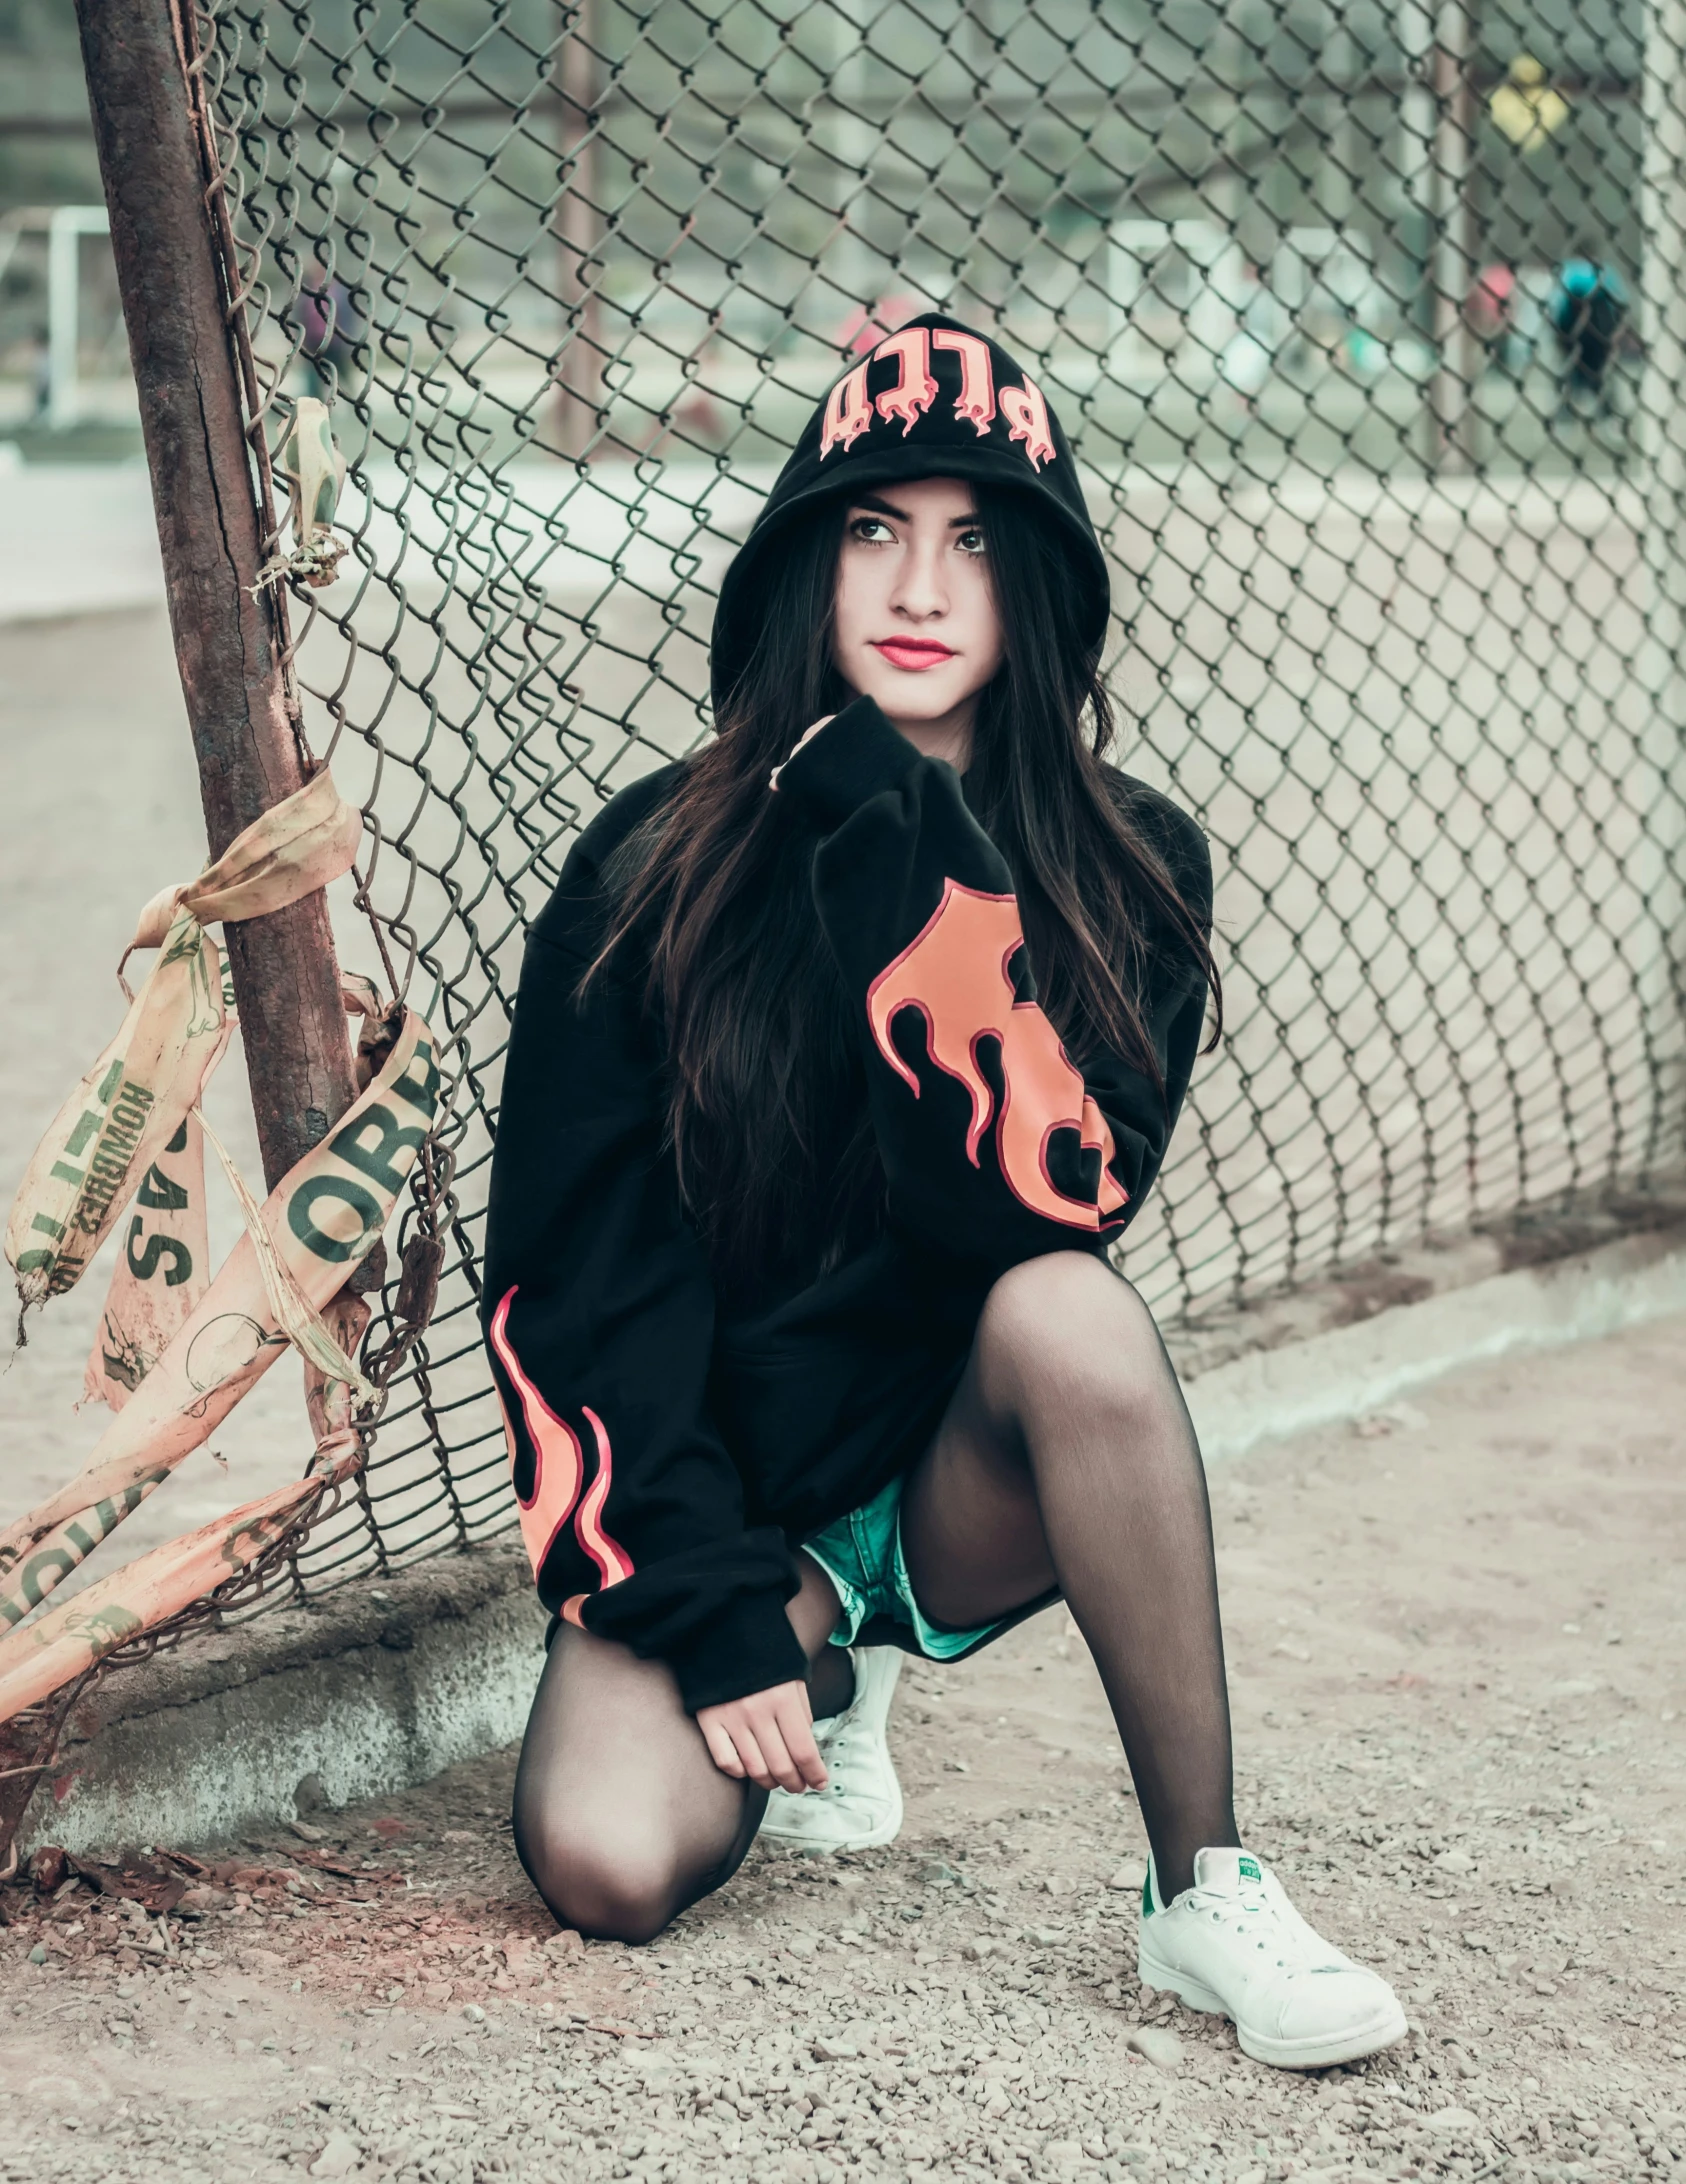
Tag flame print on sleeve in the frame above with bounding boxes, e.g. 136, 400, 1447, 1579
574, 1406, 633, 1586
488, 1289, 635, 1605
489, 1286, 584, 1578
865, 880, 1127, 1230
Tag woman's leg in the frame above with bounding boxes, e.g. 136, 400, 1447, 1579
900, 1250, 1239, 1901
512, 1554, 844, 1942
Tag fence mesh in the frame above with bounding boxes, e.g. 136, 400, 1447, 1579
174, 0, 1686, 1595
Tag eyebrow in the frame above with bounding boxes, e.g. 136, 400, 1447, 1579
850, 493, 983, 528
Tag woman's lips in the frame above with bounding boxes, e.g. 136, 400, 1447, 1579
871, 639, 956, 671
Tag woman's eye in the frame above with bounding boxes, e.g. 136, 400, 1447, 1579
850, 516, 895, 544
956, 527, 987, 556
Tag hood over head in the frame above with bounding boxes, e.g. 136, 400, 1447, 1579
710, 313, 1110, 714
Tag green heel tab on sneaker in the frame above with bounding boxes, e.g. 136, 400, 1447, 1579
1146, 1848, 1265, 1915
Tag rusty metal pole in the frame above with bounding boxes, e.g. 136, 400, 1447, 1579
72, 0, 359, 1190
553, 0, 604, 460
1428, 2, 1475, 473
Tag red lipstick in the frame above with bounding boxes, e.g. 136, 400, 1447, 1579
871, 638, 956, 671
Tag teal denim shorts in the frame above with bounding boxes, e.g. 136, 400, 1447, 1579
801, 1473, 1004, 1660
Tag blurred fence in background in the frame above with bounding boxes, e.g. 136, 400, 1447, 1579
41, 0, 1686, 1592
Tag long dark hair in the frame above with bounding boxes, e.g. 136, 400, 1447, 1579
588, 485, 1220, 1293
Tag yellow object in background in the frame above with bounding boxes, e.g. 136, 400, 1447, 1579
1489, 56, 1570, 153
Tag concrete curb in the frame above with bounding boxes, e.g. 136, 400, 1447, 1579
1183, 1218, 1686, 1461
16, 1219, 1686, 1859
18, 1543, 547, 1862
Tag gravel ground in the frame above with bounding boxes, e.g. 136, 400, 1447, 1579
3, 1312, 1683, 2183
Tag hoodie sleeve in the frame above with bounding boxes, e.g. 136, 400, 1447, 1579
774, 696, 1211, 1269
482, 779, 808, 1713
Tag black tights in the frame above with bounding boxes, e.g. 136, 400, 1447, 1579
511, 1252, 1238, 1942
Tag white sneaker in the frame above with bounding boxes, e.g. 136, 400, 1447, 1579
758, 1647, 904, 1852
1137, 1847, 1408, 2071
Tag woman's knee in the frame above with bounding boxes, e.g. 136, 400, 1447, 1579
976, 1252, 1170, 1412
512, 1790, 687, 1946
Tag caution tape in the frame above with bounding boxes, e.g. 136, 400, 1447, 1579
251, 397, 349, 593
0, 1437, 365, 1724
6, 763, 360, 1310
0, 767, 438, 1727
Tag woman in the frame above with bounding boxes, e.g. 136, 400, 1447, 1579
484, 315, 1406, 2071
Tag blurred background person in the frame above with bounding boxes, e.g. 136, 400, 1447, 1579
1549, 251, 1629, 414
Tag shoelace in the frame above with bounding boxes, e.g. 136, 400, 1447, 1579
816, 1687, 890, 1798
811, 1716, 858, 1799
1186, 1884, 1341, 1973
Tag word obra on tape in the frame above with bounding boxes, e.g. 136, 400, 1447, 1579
0, 768, 439, 1723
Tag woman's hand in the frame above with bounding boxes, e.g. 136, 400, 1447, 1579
697, 1679, 828, 1793
768, 716, 833, 794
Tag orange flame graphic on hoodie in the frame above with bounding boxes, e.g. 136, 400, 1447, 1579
866, 880, 1127, 1229
489, 1288, 634, 1602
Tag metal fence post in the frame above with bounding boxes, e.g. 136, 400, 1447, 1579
71, 0, 360, 1191
1643, 0, 1686, 683
553, 0, 603, 461
1428, 1, 1475, 472
1640, 0, 1686, 1100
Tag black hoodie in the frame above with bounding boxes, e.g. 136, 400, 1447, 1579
482, 315, 1211, 1711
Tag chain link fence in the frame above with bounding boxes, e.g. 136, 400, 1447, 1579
176, 0, 1686, 1596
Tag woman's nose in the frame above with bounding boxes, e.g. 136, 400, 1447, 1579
889, 538, 948, 620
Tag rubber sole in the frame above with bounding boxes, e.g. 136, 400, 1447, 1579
1137, 1945, 1410, 2072
757, 1774, 904, 1853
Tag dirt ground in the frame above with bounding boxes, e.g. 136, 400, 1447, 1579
1, 1312, 1682, 2184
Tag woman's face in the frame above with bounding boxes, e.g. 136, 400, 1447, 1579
830, 475, 1004, 766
